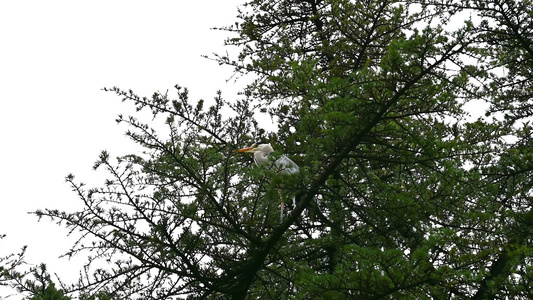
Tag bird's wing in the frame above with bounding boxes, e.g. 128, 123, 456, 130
273, 155, 299, 174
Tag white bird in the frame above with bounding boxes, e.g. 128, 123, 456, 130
236, 142, 299, 221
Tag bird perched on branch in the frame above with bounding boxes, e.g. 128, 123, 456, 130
236, 142, 300, 222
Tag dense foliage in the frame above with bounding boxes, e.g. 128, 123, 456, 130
34, 0, 533, 299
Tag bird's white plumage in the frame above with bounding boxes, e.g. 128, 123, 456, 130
247, 143, 299, 174
271, 155, 299, 174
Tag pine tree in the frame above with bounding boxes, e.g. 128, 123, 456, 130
36, 0, 533, 298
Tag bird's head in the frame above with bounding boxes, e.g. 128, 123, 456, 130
235, 142, 274, 154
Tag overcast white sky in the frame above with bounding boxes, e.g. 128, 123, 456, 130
0, 1, 244, 297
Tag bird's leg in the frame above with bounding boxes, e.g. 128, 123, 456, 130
280, 202, 285, 223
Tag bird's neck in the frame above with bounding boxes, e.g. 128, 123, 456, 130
254, 151, 271, 165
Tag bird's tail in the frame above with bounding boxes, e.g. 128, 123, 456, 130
286, 191, 304, 210
288, 191, 320, 221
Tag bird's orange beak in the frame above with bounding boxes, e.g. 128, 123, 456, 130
235, 146, 256, 153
